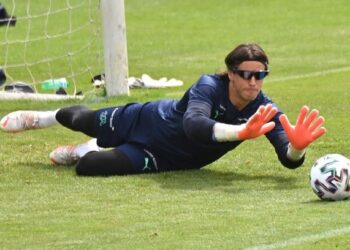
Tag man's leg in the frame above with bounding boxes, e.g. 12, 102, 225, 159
50, 138, 100, 166
50, 142, 159, 176
49, 138, 134, 176
0, 109, 59, 132
75, 149, 135, 176
55, 105, 97, 137
0, 105, 97, 137
49, 141, 134, 176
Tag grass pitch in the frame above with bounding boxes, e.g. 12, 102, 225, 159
1, 0, 350, 249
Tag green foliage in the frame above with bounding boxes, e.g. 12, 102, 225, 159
1, 0, 350, 249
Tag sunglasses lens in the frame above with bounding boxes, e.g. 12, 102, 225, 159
242, 71, 253, 79
255, 71, 268, 80
235, 70, 268, 80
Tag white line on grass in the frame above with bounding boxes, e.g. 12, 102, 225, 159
164, 66, 350, 98
245, 226, 350, 250
267, 66, 350, 83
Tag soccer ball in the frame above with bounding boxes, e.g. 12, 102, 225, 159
310, 154, 350, 201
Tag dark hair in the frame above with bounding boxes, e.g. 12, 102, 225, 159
225, 43, 269, 71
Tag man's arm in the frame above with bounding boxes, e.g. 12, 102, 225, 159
183, 103, 278, 144
267, 106, 326, 169
213, 104, 277, 141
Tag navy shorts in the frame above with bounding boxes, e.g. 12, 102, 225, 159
94, 104, 201, 173
95, 104, 162, 173
117, 143, 160, 173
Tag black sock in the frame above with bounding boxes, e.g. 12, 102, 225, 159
56, 105, 98, 137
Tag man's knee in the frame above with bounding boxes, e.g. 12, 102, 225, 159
56, 105, 97, 136
75, 153, 95, 176
75, 150, 135, 176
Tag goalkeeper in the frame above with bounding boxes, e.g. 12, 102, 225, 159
0, 43, 326, 176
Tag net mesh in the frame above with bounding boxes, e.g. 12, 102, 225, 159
0, 0, 103, 99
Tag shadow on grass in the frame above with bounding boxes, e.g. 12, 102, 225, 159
20, 161, 74, 174
137, 168, 299, 192
21, 162, 298, 193
302, 198, 350, 204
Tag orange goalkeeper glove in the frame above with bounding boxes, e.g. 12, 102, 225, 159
213, 104, 278, 142
279, 105, 326, 150
237, 104, 278, 140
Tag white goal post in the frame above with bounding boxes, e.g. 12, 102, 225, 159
101, 0, 129, 97
0, 0, 129, 100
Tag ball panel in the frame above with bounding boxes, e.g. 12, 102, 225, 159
310, 154, 350, 201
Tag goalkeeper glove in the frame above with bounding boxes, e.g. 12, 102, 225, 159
213, 104, 278, 142
279, 106, 326, 160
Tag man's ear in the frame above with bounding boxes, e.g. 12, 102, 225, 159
228, 70, 235, 81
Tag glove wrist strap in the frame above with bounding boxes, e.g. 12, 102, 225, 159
287, 143, 306, 161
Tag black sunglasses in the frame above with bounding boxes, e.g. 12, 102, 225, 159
232, 68, 269, 80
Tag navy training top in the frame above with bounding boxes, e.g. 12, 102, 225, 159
120, 74, 305, 170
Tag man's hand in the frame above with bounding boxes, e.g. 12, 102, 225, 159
237, 104, 278, 140
279, 106, 326, 150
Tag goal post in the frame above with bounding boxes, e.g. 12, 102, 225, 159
0, 0, 129, 100
101, 0, 129, 97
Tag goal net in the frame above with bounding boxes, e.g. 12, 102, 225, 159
0, 0, 128, 100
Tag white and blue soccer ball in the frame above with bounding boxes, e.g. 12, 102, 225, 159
310, 154, 350, 201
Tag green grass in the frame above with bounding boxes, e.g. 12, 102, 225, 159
1, 0, 350, 249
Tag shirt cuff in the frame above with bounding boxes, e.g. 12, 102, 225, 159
212, 122, 244, 142
286, 143, 306, 161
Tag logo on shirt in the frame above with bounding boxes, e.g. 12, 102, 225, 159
213, 105, 226, 120
99, 111, 108, 126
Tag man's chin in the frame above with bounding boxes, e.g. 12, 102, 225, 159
244, 94, 259, 102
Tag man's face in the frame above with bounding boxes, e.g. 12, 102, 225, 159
228, 61, 267, 109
